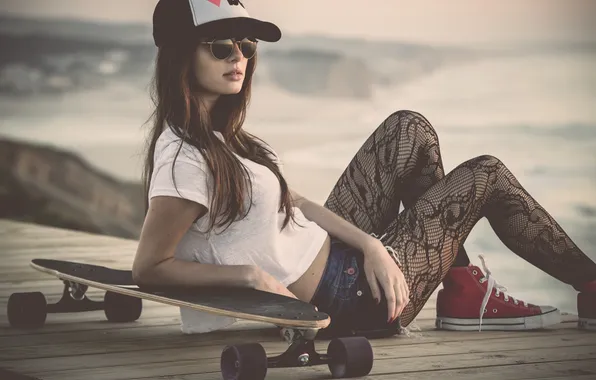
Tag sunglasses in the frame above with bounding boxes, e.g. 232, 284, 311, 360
200, 38, 258, 60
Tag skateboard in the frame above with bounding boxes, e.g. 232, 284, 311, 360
7, 259, 375, 379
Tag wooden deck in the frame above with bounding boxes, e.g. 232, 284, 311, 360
1, 219, 595, 380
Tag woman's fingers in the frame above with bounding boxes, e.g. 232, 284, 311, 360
383, 279, 397, 322
389, 273, 410, 322
376, 271, 402, 322
366, 271, 382, 305
398, 281, 409, 318
364, 259, 410, 323
393, 281, 404, 321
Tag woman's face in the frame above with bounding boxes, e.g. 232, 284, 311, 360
193, 38, 255, 99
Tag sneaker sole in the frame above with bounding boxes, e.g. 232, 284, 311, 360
435, 308, 561, 331
578, 318, 596, 331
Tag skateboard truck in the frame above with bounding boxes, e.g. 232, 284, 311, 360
46, 281, 104, 313
268, 328, 327, 368
7, 281, 143, 329
220, 328, 374, 379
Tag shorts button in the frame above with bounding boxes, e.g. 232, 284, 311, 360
346, 267, 355, 275
357, 290, 363, 296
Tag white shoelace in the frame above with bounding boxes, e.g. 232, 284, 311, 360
370, 233, 402, 266
477, 254, 528, 331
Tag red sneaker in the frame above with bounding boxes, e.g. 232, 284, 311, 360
435, 256, 561, 331
577, 281, 596, 331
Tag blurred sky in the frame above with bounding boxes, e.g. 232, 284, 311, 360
1, 0, 595, 45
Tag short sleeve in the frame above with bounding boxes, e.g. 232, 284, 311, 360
149, 138, 212, 210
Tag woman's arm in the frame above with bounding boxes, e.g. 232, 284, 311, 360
290, 189, 410, 321
133, 196, 297, 299
132, 196, 254, 287
289, 189, 377, 252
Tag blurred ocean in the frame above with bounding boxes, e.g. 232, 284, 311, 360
1, 15, 595, 314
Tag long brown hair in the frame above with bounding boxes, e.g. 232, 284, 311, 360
142, 39, 297, 233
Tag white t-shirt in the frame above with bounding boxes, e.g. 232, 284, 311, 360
148, 126, 328, 333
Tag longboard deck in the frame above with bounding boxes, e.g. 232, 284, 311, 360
31, 259, 330, 329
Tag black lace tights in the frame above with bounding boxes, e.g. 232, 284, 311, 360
323, 110, 596, 327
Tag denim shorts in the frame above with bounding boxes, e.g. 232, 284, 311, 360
311, 236, 400, 336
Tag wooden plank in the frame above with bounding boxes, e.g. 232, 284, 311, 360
0, 312, 182, 342
17, 343, 596, 380
0, 319, 274, 349
0, 247, 134, 259
0, 298, 178, 326
2, 331, 594, 374
0, 219, 131, 241
143, 360, 596, 380
0, 368, 42, 380
0, 310, 180, 332
1, 261, 127, 275
0, 320, 580, 361
0, 242, 135, 257
0, 311, 571, 347
1, 294, 175, 312
1, 250, 132, 262
0, 317, 181, 339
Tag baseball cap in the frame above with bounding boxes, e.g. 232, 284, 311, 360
153, 0, 282, 47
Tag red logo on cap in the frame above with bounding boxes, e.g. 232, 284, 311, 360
207, 0, 221, 6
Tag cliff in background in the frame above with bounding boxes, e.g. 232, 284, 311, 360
0, 138, 145, 239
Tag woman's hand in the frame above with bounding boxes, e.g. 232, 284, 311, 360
249, 266, 299, 300
362, 239, 410, 323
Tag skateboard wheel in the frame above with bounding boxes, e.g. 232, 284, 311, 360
7, 292, 47, 329
327, 337, 374, 378
220, 343, 267, 380
104, 291, 142, 322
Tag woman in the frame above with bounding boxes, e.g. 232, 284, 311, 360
133, 0, 596, 336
